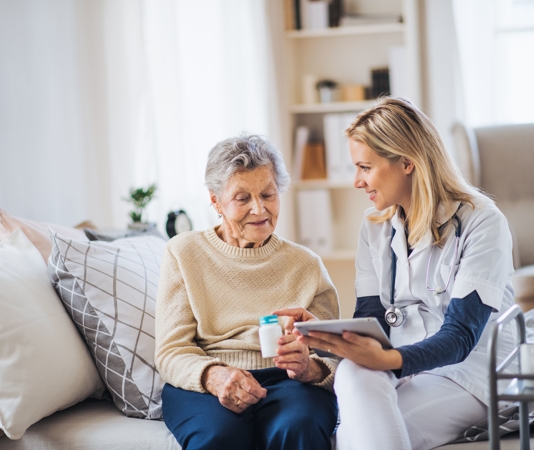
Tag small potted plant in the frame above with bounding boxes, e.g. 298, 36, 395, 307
316, 79, 338, 103
124, 184, 157, 230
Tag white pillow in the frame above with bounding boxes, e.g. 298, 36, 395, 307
48, 231, 165, 419
0, 229, 104, 440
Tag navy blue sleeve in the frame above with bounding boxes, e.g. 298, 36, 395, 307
353, 295, 390, 337
394, 290, 492, 378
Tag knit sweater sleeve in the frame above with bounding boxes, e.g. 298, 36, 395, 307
307, 257, 341, 390
154, 244, 226, 393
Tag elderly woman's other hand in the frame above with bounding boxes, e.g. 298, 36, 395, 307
273, 334, 328, 384
272, 307, 318, 334
201, 366, 267, 413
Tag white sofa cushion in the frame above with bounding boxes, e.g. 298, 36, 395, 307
1, 399, 181, 450
1, 398, 529, 450
48, 231, 165, 419
0, 209, 87, 264
0, 229, 104, 439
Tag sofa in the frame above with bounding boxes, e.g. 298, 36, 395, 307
1, 208, 533, 450
452, 121, 534, 312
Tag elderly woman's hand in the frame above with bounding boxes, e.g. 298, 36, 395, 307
201, 366, 267, 414
273, 334, 328, 384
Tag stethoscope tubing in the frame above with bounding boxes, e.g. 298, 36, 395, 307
387, 213, 462, 326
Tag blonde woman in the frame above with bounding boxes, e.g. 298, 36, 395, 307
275, 98, 516, 450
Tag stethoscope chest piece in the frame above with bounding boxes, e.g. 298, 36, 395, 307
385, 305, 405, 327
385, 212, 462, 328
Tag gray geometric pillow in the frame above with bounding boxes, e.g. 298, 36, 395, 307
48, 230, 165, 419
449, 402, 534, 444
84, 223, 167, 242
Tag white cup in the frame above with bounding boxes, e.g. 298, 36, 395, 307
520, 343, 534, 388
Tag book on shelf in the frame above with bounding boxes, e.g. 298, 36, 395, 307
283, 0, 296, 30
297, 189, 333, 255
339, 13, 402, 27
292, 126, 310, 180
323, 112, 357, 184
328, 0, 343, 28
293, 126, 327, 181
290, 0, 341, 31
301, 142, 327, 180
306, 0, 329, 30
298, 0, 327, 30
294, 0, 301, 29
371, 67, 390, 98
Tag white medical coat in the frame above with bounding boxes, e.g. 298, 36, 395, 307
355, 198, 517, 405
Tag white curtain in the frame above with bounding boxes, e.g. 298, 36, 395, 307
0, 0, 286, 234
0, 0, 95, 225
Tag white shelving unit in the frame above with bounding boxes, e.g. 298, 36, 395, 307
287, 22, 406, 39
280, 0, 422, 318
290, 100, 375, 114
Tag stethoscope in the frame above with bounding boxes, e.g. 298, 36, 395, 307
385, 214, 462, 327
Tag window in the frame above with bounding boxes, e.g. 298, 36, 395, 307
494, 0, 534, 123
453, 0, 534, 125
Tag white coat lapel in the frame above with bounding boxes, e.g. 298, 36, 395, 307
390, 213, 407, 264
390, 213, 413, 300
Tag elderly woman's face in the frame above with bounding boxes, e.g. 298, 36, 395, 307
212, 166, 280, 248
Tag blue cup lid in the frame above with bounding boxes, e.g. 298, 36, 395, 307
259, 315, 279, 325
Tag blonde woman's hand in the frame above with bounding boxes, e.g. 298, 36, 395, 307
271, 307, 318, 335
201, 366, 267, 413
297, 331, 403, 372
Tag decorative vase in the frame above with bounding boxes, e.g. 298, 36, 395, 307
127, 222, 152, 231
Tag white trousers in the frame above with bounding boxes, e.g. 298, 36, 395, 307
334, 359, 488, 450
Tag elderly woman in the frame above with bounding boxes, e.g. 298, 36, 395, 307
155, 134, 339, 450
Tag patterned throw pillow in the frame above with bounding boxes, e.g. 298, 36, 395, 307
83, 223, 167, 242
48, 230, 165, 419
450, 402, 534, 443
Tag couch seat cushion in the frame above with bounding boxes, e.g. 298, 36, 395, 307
1, 399, 180, 450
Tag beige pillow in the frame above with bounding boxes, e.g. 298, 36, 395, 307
0, 209, 87, 263
0, 229, 104, 439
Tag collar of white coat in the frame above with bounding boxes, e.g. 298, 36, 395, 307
390, 201, 461, 259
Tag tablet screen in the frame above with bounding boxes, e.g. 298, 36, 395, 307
294, 317, 391, 352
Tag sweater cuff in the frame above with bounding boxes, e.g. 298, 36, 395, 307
193, 359, 228, 393
310, 354, 339, 391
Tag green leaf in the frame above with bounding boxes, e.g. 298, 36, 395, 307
123, 184, 157, 222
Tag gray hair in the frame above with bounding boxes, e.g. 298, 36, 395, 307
205, 134, 290, 196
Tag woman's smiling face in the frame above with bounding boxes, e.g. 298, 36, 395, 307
349, 139, 414, 213
211, 166, 280, 248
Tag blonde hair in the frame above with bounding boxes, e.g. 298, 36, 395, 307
346, 97, 488, 247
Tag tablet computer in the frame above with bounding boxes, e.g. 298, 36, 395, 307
294, 318, 392, 356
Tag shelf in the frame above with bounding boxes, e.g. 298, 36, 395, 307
290, 100, 374, 114
287, 23, 405, 39
319, 250, 356, 261
499, 377, 534, 401
293, 180, 353, 190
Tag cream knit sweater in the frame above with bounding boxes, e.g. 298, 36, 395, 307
155, 226, 340, 393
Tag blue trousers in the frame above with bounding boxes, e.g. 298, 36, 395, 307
162, 367, 337, 450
